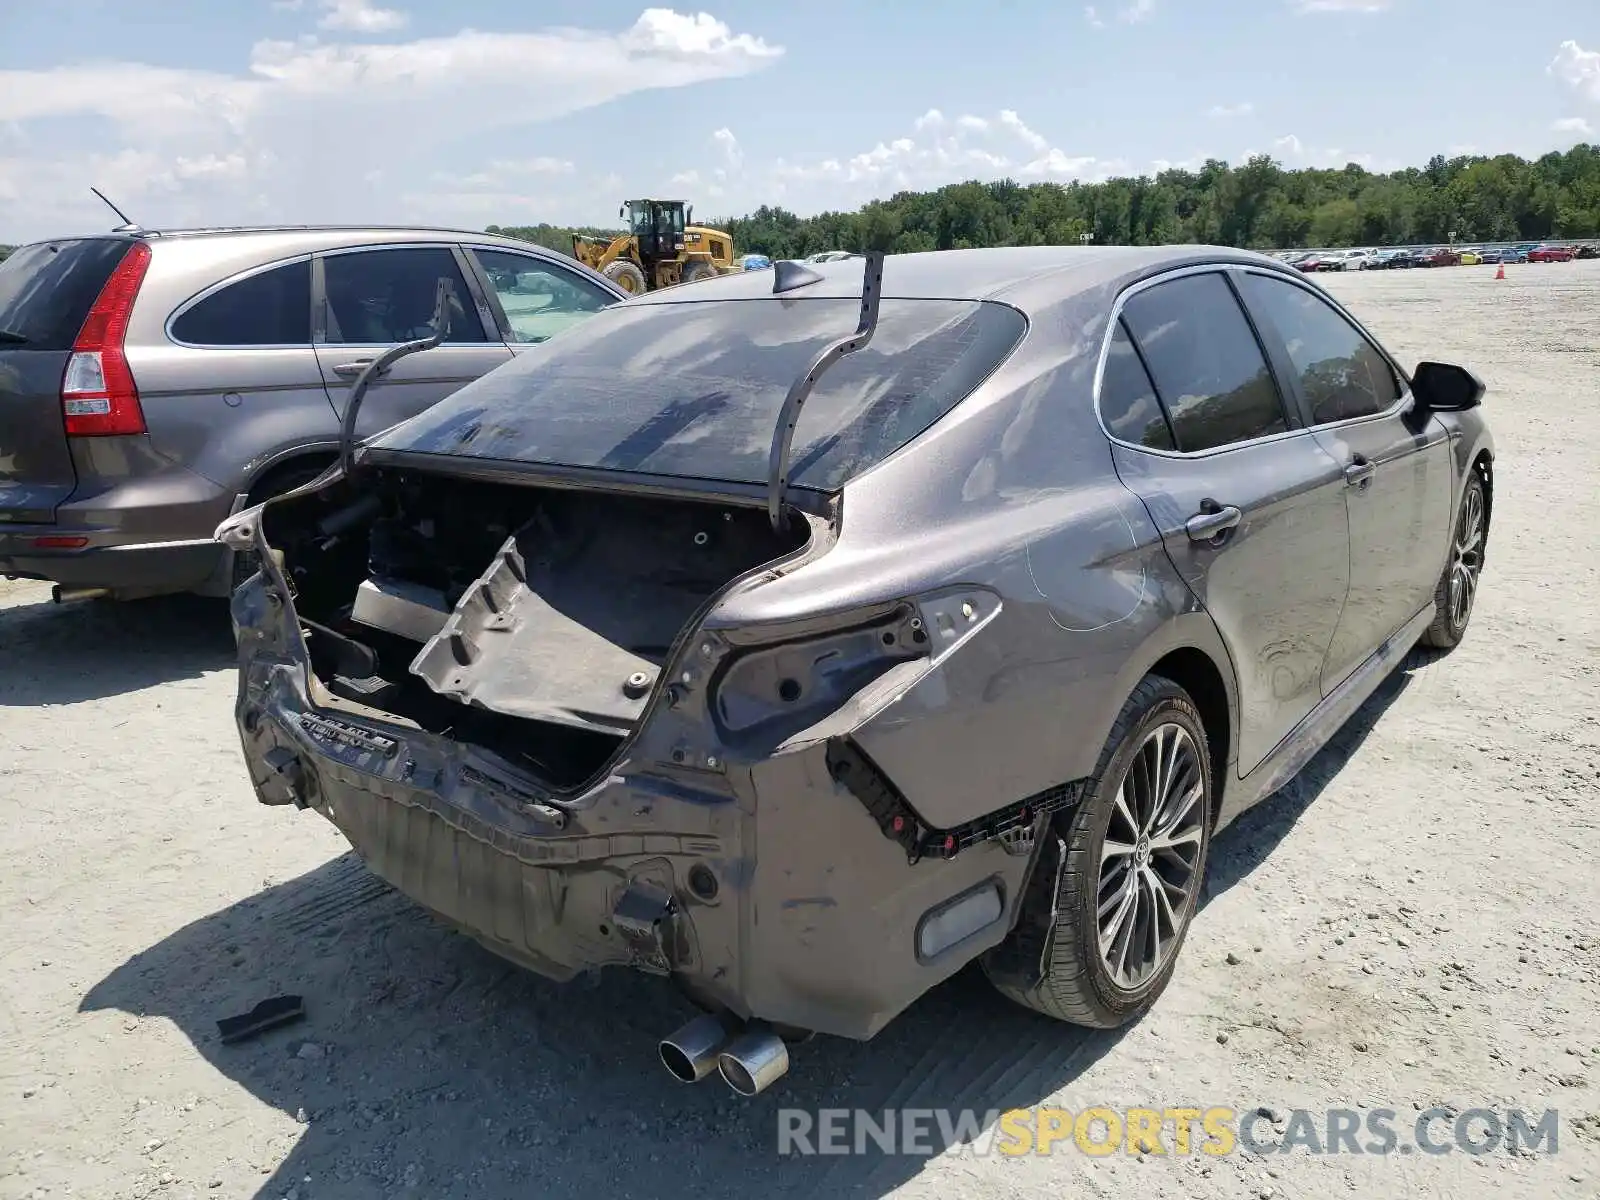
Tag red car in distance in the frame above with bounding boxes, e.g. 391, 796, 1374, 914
1416, 247, 1463, 267
1528, 244, 1577, 263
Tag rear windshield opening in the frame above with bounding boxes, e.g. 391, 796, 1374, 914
370, 297, 1028, 492
0, 238, 136, 350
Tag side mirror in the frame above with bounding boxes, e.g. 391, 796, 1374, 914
1411, 361, 1484, 412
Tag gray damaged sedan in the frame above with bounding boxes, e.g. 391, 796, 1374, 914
219, 246, 1495, 1096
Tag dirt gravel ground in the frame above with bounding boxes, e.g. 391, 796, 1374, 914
2, 259, 1598, 1200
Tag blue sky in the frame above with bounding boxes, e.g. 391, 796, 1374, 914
0, 0, 1595, 243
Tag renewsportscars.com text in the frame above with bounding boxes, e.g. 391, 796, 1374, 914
776, 1106, 1562, 1158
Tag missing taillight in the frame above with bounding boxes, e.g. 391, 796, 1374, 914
61, 240, 151, 438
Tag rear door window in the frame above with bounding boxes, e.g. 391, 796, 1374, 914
171, 259, 312, 346
468, 248, 615, 345
1099, 318, 1174, 450
1235, 272, 1402, 424
322, 247, 486, 345
1120, 272, 1290, 453
0, 238, 134, 351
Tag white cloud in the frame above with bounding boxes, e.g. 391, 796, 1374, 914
1293, 0, 1390, 11
1118, 0, 1155, 23
1084, 6, 1106, 28
317, 0, 408, 32
712, 127, 741, 168
0, 9, 782, 241
999, 110, 1049, 152
1553, 116, 1593, 136
1550, 41, 1600, 103
746, 107, 1112, 214
1207, 102, 1254, 118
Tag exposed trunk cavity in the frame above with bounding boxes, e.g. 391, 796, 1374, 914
260, 466, 815, 791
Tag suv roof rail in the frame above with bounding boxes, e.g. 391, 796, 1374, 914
134, 223, 523, 240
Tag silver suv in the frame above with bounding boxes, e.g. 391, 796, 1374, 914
0, 225, 627, 601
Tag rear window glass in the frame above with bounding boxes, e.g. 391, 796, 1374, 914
370, 297, 1027, 492
171, 259, 311, 346
0, 238, 133, 351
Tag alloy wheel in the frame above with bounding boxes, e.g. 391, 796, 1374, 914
1096, 723, 1206, 990
1448, 483, 1485, 630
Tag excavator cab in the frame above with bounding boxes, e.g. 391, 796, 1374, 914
621, 200, 688, 272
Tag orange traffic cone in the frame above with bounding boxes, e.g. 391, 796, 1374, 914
1494, 263, 1506, 280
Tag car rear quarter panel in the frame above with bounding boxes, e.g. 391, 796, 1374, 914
709, 297, 1241, 829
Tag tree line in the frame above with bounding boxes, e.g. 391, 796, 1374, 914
491, 144, 1600, 259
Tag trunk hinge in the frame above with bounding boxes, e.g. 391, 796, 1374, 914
764, 251, 886, 532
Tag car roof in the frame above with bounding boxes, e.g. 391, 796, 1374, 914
13, 224, 574, 259
628, 244, 1291, 311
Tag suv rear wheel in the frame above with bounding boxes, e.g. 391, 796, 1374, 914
230, 460, 333, 592
983, 674, 1214, 1028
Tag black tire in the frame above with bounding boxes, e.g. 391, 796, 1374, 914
680, 260, 718, 285
982, 674, 1214, 1029
1419, 470, 1487, 651
230, 460, 332, 591
603, 259, 648, 294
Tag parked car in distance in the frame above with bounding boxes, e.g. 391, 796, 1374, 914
740, 254, 773, 271
1417, 247, 1463, 267
0, 225, 628, 602
804, 250, 862, 264
221, 244, 1496, 1096
1479, 247, 1525, 265
1528, 244, 1577, 263
1458, 249, 1485, 266
1368, 250, 1407, 269
1577, 244, 1599, 260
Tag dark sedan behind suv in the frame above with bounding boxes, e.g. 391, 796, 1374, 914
0, 225, 626, 601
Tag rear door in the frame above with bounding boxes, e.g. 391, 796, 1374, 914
313, 244, 511, 442
460, 245, 620, 353
136, 255, 332, 497
1233, 268, 1454, 693
1103, 269, 1353, 777
0, 237, 136, 521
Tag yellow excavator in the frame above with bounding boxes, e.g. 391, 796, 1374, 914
572, 199, 739, 294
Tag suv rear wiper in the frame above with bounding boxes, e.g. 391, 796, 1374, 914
0, 329, 29, 345
765, 250, 885, 531
337, 277, 458, 475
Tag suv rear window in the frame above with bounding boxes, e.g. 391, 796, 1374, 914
0, 238, 134, 351
370, 297, 1027, 492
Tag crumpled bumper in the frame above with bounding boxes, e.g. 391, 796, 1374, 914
229, 575, 1034, 1041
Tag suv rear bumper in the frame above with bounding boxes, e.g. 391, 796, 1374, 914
0, 530, 227, 593
0, 475, 241, 596
231, 581, 1032, 1042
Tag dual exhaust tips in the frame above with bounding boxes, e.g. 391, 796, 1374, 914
659, 1012, 790, 1097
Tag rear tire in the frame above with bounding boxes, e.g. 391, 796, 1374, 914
603, 259, 648, 294
982, 674, 1213, 1029
1419, 470, 1487, 651
230, 460, 333, 592
680, 260, 717, 285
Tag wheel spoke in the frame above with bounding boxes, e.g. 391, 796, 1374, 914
1101, 838, 1137, 867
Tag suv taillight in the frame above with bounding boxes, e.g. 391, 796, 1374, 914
61, 240, 152, 437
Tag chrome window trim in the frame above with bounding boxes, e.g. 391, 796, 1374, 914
1093, 260, 1415, 460
164, 252, 316, 351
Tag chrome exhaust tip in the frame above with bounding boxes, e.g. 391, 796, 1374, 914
659, 1012, 735, 1084
717, 1026, 790, 1097
52, 585, 110, 604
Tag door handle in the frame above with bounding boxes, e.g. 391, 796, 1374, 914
1343, 455, 1375, 487
332, 359, 381, 378
1185, 503, 1243, 543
